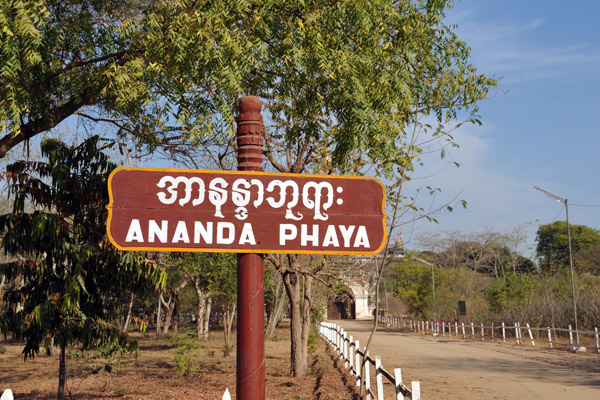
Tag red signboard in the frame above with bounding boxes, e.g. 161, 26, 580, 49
107, 167, 386, 255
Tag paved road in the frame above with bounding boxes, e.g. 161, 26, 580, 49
333, 319, 600, 400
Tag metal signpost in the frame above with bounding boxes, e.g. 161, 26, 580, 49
107, 96, 387, 399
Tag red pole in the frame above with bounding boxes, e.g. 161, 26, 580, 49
236, 96, 265, 399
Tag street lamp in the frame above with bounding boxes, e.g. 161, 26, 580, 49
534, 186, 583, 351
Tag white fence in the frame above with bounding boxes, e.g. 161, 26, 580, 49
380, 316, 600, 352
318, 322, 421, 400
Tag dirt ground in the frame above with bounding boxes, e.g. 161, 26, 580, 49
336, 319, 600, 400
0, 323, 359, 400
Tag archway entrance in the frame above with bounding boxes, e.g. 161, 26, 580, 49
327, 289, 355, 319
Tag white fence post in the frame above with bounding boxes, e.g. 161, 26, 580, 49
336, 326, 341, 353
375, 356, 384, 400
349, 336, 355, 374
442, 322, 446, 336
355, 340, 361, 387
518, 323, 523, 345
471, 322, 475, 340
365, 350, 371, 398
462, 322, 466, 339
502, 322, 506, 342
514, 323, 519, 344
481, 324, 484, 341
222, 388, 231, 400
411, 381, 421, 400
455, 322, 459, 336
526, 323, 535, 346
568, 325, 574, 346
343, 331, 349, 368
394, 368, 404, 400
595, 327, 599, 352
491, 322, 494, 340
547, 327, 553, 348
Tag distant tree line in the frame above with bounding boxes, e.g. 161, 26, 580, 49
389, 224, 600, 330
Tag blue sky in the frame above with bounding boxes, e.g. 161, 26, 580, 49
404, 0, 600, 256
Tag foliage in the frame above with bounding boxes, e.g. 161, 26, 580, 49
391, 253, 437, 318
419, 230, 536, 278
391, 232, 600, 329
485, 273, 540, 316
173, 252, 237, 304
0, 136, 163, 398
171, 333, 204, 377
1, 0, 496, 381
1, 0, 495, 175
573, 244, 600, 276
307, 327, 320, 355
536, 221, 600, 275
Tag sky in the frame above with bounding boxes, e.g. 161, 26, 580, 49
403, 0, 600, 256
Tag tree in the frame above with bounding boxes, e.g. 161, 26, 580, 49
2, 0, 495, 378
536, 221, 600, 274
391, 254, 436, 318
1, 1, 494, 168
418, 229, 536, 278
173, 252, 237, 349
0, 136, 162, 400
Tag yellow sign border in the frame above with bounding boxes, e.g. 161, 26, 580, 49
107, 166, 387, 256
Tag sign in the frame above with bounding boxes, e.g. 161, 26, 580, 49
458, 300, 467, 316
107, 167, 387, 255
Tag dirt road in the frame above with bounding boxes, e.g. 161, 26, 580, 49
334, 319, 600, 400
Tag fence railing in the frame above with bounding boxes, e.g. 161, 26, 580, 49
318, 322, 421, 400
379, 316, 600, 352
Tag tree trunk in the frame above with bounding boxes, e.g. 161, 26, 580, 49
46, 336, 57, 356
0, 274, 5, 303
193, 279, 207, 339
202, 296, 212, 338
123, 292, 134, 333
162, 294, 174, 334
223, 303, 236, 356
283, 270, 306, 377
266, 273, 287, 337
156, 295, 162, 334
300, 274, 314, 366
57, 341, 66, 400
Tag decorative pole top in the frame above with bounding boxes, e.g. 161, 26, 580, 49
236, 96, 263, 172
236, 96, 263, 123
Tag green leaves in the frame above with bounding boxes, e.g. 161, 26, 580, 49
0, 135, 159, 362
536, 221, 600, 275
0, 0, 494, 175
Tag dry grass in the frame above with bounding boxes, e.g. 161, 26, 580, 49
0, 322, 358, 399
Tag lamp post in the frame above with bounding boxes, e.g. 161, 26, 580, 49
534, 186, 583, 351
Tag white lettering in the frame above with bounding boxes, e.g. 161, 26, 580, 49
208, 178, 228, 218
250, 179, 265, 207
156, 176, 185, 205
216, 222, 235, 244
232, 179, 251, 207
280, 224, 297, 245
266, 180, 302, 220
148, 220, 168, 243
194, 221, 213, 244
125, 219, 144, 242
301, 224, 319, 247
338, 225, 356, 247
302, 182, 334, 221
322, 225, 340, 247
172, 221, 190, 243
238, 223, 256, 245
353, 226, 370, 248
